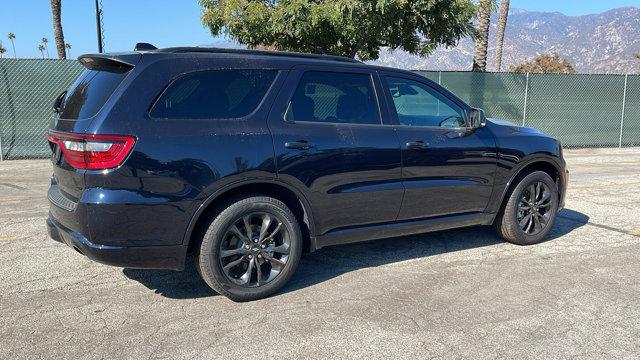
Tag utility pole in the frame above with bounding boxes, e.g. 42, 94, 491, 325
95, 0, 103, 53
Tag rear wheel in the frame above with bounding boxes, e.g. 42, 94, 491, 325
496, 171, 559, 245
198, 196, 302, 301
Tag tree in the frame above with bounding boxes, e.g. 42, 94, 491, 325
0, 43, 6, 58
65, 43, 72, 58
50, 0, 66, 59
509, 53, 576, 74
7, 32, 16, 58
472, 0, 492, 71
42, 37, 50, 58
494, 0, 509, 71
635, 53, 640, 74
37, 44, 46, 59
199, 0, 476, 60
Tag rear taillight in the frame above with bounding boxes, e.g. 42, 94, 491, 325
47, 131, 136, 170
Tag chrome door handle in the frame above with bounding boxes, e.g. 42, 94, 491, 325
405, 141, 429, 150
285, 140, 313, 150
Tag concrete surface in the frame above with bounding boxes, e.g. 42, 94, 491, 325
1, 148, 639, 359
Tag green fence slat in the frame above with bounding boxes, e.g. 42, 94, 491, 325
0, 58, 83, 159
413, 70, 440, 84
438, 71, 528, 123
0, 61, 639, 160
622, 75, 640, 147
416, 71, 639, 148
526, 73, 625, 147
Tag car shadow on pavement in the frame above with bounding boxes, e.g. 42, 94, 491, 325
123, 258, 217, 299
123, 208, 589, 299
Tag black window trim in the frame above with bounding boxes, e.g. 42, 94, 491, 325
282, 69, 385, 127
380, 73, 473, 130
147, 68, 281, 121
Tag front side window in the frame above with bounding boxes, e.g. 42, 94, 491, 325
150, 69, 277, 119
285, 71, 380, 125
384, 77, 466, 128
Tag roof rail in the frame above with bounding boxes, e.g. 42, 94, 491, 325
156, 46, 361, 64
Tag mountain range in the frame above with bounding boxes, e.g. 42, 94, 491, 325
369, 7, 640, 73
208, 7, 640, 74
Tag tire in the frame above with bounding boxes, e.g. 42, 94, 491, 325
495, 171, 559, 245
198, 195, 302, 302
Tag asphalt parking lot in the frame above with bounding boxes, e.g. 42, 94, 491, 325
1, 148, 640, 359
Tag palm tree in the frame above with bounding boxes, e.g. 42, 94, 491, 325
37, 44, 46, 59
0, 43, 6, 58
472, 0, 492, 72
42, 37, 50, 58
7, 32, 16, 58
494, 0, 510, 71
50, 0, 66, 59
65, 43, 72, 58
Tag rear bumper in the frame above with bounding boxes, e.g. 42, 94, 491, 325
47, 214, 187, 270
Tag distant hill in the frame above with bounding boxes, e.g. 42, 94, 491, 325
369, 7, 640, 74
206, 7, 640, 74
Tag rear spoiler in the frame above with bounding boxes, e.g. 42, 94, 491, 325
77, 53, 141, 72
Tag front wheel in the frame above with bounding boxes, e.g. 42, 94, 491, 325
496, 171, 559, 245
198, 196, 302, 302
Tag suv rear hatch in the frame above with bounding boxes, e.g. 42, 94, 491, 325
48, 54, 140, 225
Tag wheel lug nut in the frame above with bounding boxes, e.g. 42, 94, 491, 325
244, 245, 250, 249
248, 255, 253, 259
258, 254, 262, 259
261, 244, 266, 248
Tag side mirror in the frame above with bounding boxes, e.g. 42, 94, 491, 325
470, 108, 486, 129
52, 90, 67, 113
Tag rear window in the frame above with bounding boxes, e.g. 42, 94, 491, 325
149, 70, 277, 119
59, 68, 129, 120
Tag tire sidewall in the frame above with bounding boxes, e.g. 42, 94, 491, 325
199, 197, 302, 301
508, 171, 559, 245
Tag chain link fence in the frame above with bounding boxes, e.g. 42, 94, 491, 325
0, 59, 83, 160
416, 71, 640, 148
0, 59, 639, 160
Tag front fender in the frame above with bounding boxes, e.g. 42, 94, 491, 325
487, 152, 566, 214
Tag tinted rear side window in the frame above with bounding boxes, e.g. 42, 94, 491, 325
285, 71, 380, 125
150, 70, 277, 119
59, 69, 129, 120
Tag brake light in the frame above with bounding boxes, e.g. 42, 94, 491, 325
47, 131, 136, 170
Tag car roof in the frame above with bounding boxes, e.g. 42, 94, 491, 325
78, 46, 419, 77
152, 46, 362, 65
151, 47, 418, 74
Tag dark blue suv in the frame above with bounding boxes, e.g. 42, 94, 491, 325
47, 46, 567, 301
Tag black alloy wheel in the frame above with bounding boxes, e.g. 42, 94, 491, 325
219, 212, 291, 287
517, 181, 553, 236
198, 196, 302, 302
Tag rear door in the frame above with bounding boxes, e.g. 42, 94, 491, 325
380, 72, 497, 220
268, 66, 403, 236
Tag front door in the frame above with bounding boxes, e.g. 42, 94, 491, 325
268, 67, 403, 236
380, 73, 497, 220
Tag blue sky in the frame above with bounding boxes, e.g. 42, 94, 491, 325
1, 0, 638, 58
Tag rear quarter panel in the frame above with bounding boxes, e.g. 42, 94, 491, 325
81, 56, 287, 247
